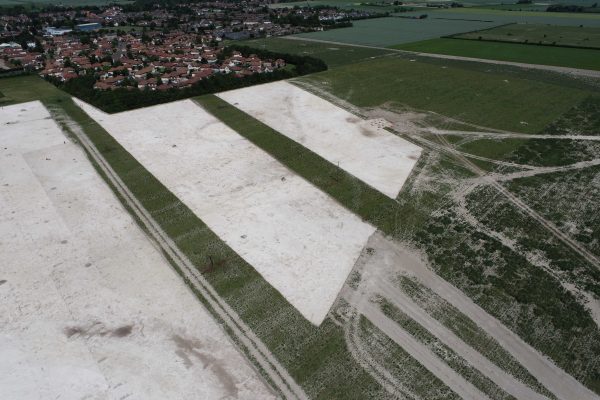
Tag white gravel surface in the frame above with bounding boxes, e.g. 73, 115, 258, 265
74, 98, 375, 325
217, 81, 422, 199
0, 101, 275, 400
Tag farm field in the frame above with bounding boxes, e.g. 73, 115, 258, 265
417, 8, 600, 25
394, 38, 600, 71
0, 101, 272, 400
269, 0, 600, 8
294, 16, 501, 47
454, 23, 600, 48
241, 37, 394, 67
216, 81, 422, 198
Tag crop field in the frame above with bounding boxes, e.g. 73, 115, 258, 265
2, 46, 600, 400
294, 17, 501, 47
454, 24, 600, 48
394, 38, 600, 71
0, 100, 272, 399
241, 37, 394, 67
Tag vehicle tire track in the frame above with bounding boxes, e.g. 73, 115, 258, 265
374, 278, 550, 400
364, 232, 600, 400
352, 299, 492, 400
49, 102, 308, 400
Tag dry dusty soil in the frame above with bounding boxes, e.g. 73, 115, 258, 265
217, 81, 422, 199
0, 101, 275, 400
74, 98, 375, 325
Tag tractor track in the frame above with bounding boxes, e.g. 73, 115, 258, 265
49, 103, 308, 400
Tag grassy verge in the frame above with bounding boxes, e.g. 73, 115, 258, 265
195, 94, 431, 235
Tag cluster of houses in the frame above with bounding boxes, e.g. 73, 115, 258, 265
0, 1, 385, 83
0, 42, 43, 70
38, 31, 286, 91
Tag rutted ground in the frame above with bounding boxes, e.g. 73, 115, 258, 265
3, 72, 599, 399
230, 78, 600, 398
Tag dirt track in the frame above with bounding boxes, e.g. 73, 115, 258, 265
356, 232, 600, 400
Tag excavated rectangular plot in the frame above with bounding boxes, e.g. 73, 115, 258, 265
74, 98, 375, 325
217, 81, 422, 199
0, 101, 273, 400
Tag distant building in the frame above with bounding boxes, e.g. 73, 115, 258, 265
44, 27, 73, 36
75, 23, 102, 32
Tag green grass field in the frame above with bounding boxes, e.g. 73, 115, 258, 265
431, 7, 600, 23
241, 37, 394, 68
455, 23, 600, 48
294, 16, 499, 47
299, 55, 588, 133
393, 38, 600, 70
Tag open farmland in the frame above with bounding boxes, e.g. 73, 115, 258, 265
394, 38, 600, 71
216, 81, 422, 199
411, 8, 600, 26
298, 55, 588, 133
294, 17, 501, 47
0, 101, 273, 400
454, 24, 600, 48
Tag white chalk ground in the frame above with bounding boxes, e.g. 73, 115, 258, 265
74, 98, 375, 325
216, 81, 422, 199
0, 101, 275, 400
